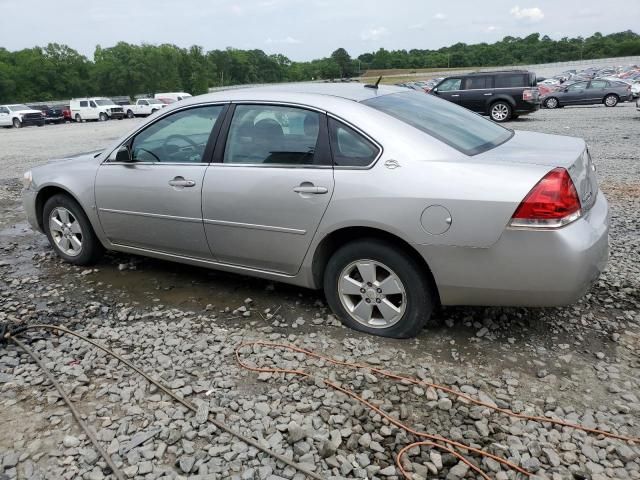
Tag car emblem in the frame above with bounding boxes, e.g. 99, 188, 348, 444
384, 159, 401, 169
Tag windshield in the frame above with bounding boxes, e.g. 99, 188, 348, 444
95, 99, 115, 106
148, 99, 163, 104
8, 104, 30, 111
362, 91, 512, 156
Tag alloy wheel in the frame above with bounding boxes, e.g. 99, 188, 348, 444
545, 98, 558, 109
491, 103, 509, 121
49, 207, 83, 257
604, 95, 617, 107
338, 259, 406, 328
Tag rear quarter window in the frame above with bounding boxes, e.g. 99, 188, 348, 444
495, 74, 527, 88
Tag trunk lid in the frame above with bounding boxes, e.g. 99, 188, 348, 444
475, 130, 599, 212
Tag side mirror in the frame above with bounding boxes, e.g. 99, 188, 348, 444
110, 145, 132, 162
432, 87, 438, 93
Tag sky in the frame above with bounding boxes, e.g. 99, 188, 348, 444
1, 0, 638, 61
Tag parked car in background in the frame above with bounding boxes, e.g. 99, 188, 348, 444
61, 105, 72, 123
70, 98, 125, 122
631, 81, 640, 98
122, 98, 167, 118
154, 92, 192, 103
28, 104, 65, 124
0, 104, 45, 128
22, 84, 608, 339
430, 70, 540, 122
542, 79, 632, 109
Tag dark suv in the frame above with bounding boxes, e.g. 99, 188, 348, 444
430, 70, 540, 122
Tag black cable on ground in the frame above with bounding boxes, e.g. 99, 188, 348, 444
9, 336, 126, 480
2, 324, 324, 480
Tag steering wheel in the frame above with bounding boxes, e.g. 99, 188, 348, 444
162, 134, 198, 150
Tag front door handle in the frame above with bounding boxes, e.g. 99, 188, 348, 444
451, 94, 460, 97
294, 184, 328, 194
484, 93, 493, 96
168, 176, 196, 188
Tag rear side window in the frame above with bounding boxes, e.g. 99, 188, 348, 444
363, 91, 513, 156
589, 80, 607, 89
80, 101, 88, 107
495, 74, 527, 88
464, 76, 491, 89
328, 118, 379, 167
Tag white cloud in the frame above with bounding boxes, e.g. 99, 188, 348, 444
510, 6, 544, 23
361, 26, 389, 41
485, 25, 499, 32
433, 12, 447, 20
265, 36, 301, 45
408, 23, 424, 30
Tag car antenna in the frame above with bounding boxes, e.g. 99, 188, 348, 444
364, 76, 383, 89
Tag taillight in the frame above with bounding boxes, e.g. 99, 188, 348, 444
523, 89, 537, 101
509, 168, 581, 229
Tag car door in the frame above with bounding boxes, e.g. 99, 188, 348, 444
0, 107, 10, 126
461, 75, 493, 112
95, 104, 227, 258
432, 78, 463, 105
201, 103, 334, 274
587, 80, 607, 103
562, 82, 588, 105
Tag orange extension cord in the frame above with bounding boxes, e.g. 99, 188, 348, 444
236, 341, 640, 479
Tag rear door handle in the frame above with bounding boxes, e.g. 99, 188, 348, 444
294, 184, 328, 194
451, 94, 460, 97
168, 176, 196, 188
484, 93, 493, 96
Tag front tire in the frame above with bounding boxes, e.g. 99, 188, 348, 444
489, 101, 512, 122
43, 194, 104, 265
544, 97, 559, 109
127, 110, 134, 119
604, 94, 618, 107
12, 118, 21, 128
75, 114, 82, 123
323, 239, 435, 338
99, 112, 108, 121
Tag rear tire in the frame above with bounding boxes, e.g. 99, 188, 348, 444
127, 110, 134, 119
489, 101, 512, 122
604, 94, 618, 107
43, 194, 104, 265
75, 114, 82, 123
323, 238, 435, 338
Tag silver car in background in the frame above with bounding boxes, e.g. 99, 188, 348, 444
22, 84, 609, 338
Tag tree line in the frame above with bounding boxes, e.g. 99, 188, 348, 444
0, 30, 639, 103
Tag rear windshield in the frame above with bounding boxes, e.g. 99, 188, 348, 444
363, 91, 513, 156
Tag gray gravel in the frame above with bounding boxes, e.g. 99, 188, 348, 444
0, 103, 639, 479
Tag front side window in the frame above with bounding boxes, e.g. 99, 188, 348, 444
495, 74, 527, 88
89, 101, 97, 108
567, 82, 588, 91
364, 91, 512, 156
223, 105, 322, 165
437, 78, 462, 92
140, 100, 149, 105
328, 118, 379, 167
129, 105, 223, 163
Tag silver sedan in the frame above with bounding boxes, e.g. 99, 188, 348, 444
22, 84, 609, 338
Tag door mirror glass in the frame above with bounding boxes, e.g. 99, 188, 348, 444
432, 87, 438, 93
110, 145, 132, 162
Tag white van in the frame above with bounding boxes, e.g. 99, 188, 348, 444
70, 98, 125, 122
154, 92, 192, 104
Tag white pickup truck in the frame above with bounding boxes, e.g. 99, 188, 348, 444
122, 99, 166, 118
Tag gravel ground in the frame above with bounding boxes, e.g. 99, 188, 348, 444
0, 104, 639, 480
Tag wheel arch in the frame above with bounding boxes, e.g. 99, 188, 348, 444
311, 226, 441, 305
35, 185, 85, 232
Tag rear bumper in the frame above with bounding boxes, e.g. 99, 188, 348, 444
515, 102, 540, 114
422, 191, 609, 307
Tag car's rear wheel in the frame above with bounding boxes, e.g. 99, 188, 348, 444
604, 94, 618, 107
544, 97, 559, 109
99, 112, 108, 121
75, 114, 82, 123
323, 239, 435, 338
127, 110, 134, 119
43, 194, 104, 265
12, 118, 21, 128
489, 101, 512, 122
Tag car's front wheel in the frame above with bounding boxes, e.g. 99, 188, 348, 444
489, 101, 512, 122
544, 97, 559, 109
43, 194, 104, 265
99, 112, 108, 121
604, 94, 618, 107
75, 114, 82, 123
12, 118, 21, 128
324, 239, 435, 338
127, 110, 134, 119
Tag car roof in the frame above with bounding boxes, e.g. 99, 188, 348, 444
179, 82, 407, 106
